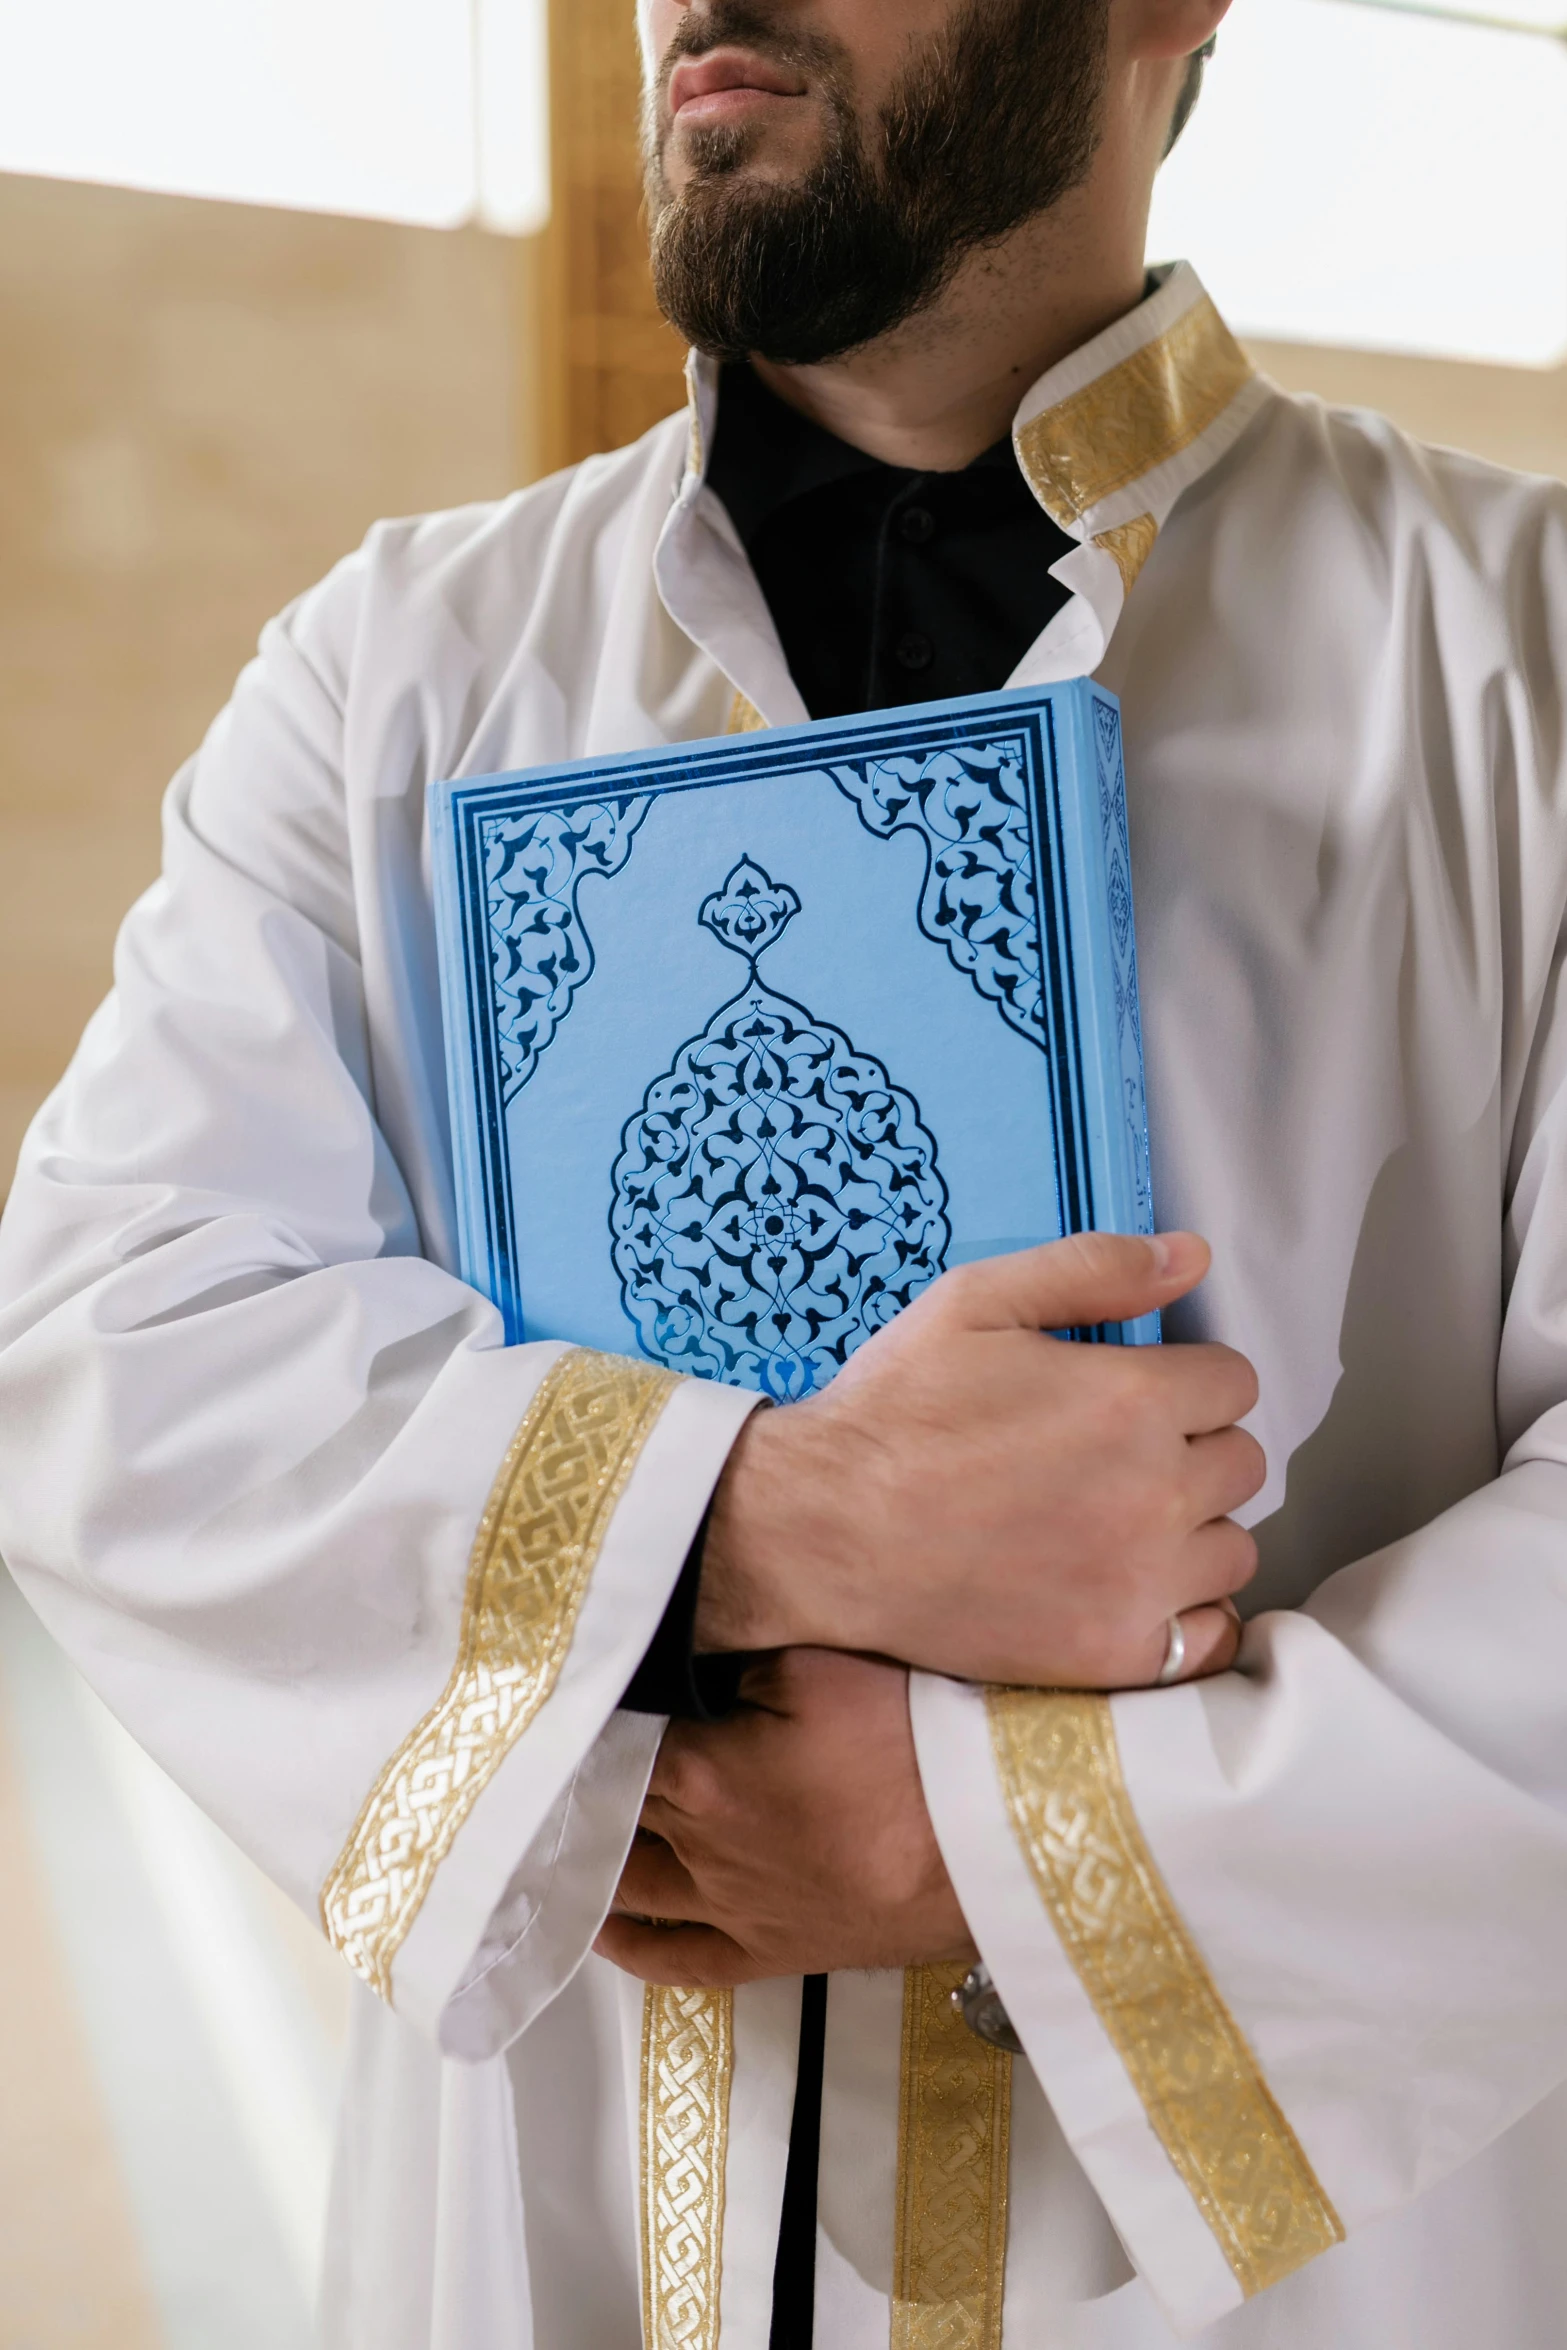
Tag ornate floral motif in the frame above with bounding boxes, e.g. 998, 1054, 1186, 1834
611, 856, 949, 1400
828, 739, 1046, 1055
482, 796, 651, 1101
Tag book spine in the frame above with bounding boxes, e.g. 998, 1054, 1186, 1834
429, 781, 499, 1317
1061, 683, 1159, 1347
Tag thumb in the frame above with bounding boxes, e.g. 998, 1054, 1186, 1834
936, 1229, 1210, 1332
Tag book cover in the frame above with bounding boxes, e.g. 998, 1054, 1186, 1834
431, 681, 1157, 1395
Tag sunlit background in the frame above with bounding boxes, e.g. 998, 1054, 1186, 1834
0, 0, 549, 231
5, 0, 1567, 357
1, 1, 1565, 2344
1153, 0, 1567, 364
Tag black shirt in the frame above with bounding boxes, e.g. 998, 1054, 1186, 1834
622, 359, 1078, 2348
708, 357, 1076, 719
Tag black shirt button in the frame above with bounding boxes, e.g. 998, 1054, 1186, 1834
894, 631, 934, 671
899, 504, 935, 545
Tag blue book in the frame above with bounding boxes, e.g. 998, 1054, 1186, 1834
431, 682, 1157, 1395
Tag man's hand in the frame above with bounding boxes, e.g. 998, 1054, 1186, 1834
696, 1230, 1262, 1689
595, 1649, 972, 1987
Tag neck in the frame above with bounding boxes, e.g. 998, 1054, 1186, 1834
748, 93, 1159, 471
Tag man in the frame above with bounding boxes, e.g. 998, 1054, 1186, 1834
2, 0, 1567, 2341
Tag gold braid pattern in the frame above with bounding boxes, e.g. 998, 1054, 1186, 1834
1015, 296, 1253, 528
892, 1961, 1012, 2350
320, 1347, 677, 1997
1093, 513, 1160, 597
641, 1983, 735, 2350
987, 1687, 1343, 2298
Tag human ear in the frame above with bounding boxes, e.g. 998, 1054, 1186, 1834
1115, 0, 1232, 66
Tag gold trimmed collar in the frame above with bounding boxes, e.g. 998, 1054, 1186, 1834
683, 349, 719, 493
680, 265, 1260, 608
1012, 263, 1260, 599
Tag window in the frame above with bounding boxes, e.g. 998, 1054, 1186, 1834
1149, 0, 1567, 364
0, 0, 547, 233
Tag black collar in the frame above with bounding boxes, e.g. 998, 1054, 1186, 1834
707, 361, 1019, 549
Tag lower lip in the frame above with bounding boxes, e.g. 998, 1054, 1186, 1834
673, 85, 799, 127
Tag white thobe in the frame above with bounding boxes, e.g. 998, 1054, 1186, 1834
3, 261, 1567, 2349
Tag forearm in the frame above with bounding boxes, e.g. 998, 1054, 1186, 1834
912, 1457, 1567, 2336
688, 1233, 1254, 1689
693, 1396, 865, 1654
0, 784, 759, 2048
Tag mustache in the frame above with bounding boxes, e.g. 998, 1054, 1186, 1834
655, 1, 848, 91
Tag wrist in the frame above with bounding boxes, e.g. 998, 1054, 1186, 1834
694, 1399, 867, 1655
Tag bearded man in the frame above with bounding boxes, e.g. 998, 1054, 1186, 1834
4, 0, 1567, 2342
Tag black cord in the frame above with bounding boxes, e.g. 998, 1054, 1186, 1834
769, 1974, 829, 2348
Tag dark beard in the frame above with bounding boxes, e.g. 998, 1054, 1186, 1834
645, 0, 1110, 366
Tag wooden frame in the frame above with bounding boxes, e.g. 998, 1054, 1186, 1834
539, 0, 688, 473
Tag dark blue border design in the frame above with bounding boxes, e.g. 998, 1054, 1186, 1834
1090, 692, 1154, 1236
829, 735, 1050, 1053
442, 697, 1096, 1343
482, 796, 653, 1102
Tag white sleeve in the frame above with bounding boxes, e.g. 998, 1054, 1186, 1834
0, 560, 758, 2059
911, 950, 1567, 2337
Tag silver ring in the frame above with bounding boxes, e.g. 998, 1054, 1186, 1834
1155, 1613, 1187, 1686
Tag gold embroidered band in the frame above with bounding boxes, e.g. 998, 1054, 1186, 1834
728, 688, 767, 734
987, 1689, 1342, 2297
320, 1347, 677, 1997
1016, 296, 1253, 529
685, 351, 707, 483
891, 1962, 1012, 2350
641, 1983, 735, 2350
1093, 513, 1159, 598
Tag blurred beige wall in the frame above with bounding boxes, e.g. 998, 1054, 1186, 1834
0, 169, 540, 1183
1248, 335, 1567, 482
8, 161, 1567, 1189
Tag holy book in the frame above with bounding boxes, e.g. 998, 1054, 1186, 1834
431, 682, 1156, 1391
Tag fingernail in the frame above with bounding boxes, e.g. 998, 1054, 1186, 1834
1146, 1234, 1175, 1274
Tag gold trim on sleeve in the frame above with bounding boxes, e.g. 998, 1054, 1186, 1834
320, 1347, 678, 1998
641, 1983, 735, 2350
1016, 296, 1254, 529
1093, 513, 1159, 597
891, 1961, 1012, 2350
987, 1688, 1343, 2298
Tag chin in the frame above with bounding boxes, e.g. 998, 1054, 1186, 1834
673, 112, 823, 189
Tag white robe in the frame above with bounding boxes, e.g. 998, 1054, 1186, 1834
3, 261, 1567, 2348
